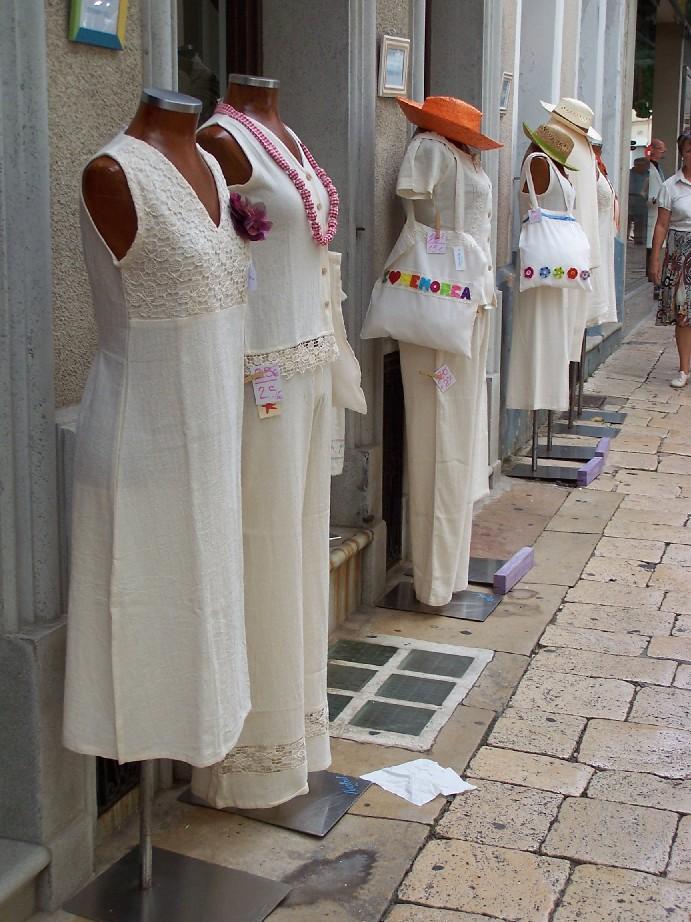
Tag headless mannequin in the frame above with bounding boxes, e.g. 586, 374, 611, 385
83, 88, 216, 260
197, 74, 298, 185
521, 141, 566, 194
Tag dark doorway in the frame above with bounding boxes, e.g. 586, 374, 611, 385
382, 351, 405, 567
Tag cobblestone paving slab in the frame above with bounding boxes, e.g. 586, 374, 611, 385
487, 708, 587, 759
578, 719, 691, 778
564, 579, 665, 609
586, 770, 691, 812
675, 665, 691, 689
594, 535, 665, 562
387, 909, 492, 922
467, 746, 594, 795
629, 686, 691, 731
552, 865, 691, 921
581, 556, 653, 587
510, 667, 634, 719
667, 814, 691, 882
531, 646, 676, 685
648, 635, 691, 663
436, 779, 563, 851
398, 839, 570, 921
542, 796, 677, 872
539, 624, 649, 656
553, 601, 675, 636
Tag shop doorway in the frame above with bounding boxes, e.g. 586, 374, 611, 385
382, 351, 405, 567
177, 0, 263, 123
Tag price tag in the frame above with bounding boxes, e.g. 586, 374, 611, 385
433, 364, 456, 393
453, 246, 465, 270
247, 261, 258, 291
251, 364, 283, 418
527, 208, 542, 224
426, 230, 448, 254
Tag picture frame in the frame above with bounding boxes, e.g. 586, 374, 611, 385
500, 72, 513, 114
378, 35, 411, 98
69, 0, 128, 50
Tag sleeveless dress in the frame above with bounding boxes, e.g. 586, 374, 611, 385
588, 170, 618, 326
506, 154, 573, 411
63, 134, 251, 767
192, 113, 336, 809
396, 132, 493, 607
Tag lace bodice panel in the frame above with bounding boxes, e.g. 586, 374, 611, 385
85, 134, 248, 322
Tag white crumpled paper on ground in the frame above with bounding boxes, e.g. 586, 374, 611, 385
361, 758, 476, 806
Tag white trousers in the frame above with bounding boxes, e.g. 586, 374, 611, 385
192, 363, 333, 809
399, 309, 490, 607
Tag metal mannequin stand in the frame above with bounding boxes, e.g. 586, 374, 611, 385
376, 580, 503, 621
65, 761, 291, 922
552, 334, 626, 437
181, 770, 371, 838
506, 409, 604, 484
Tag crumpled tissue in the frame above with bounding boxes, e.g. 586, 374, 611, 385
361, 758, 476, 806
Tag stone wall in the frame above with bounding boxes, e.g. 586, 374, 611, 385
46, 0, 145, 407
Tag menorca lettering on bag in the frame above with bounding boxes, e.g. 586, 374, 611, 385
386, 268, 472, 300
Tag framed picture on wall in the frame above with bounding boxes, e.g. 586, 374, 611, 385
69, 0, 128, 50
500, 72, 513, 114
378, 35, 411, 97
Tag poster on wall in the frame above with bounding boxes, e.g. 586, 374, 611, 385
69, 0, 128, 50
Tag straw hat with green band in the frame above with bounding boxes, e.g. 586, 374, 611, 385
522, 122, 579, 171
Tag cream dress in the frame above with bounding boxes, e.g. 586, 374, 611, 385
506, 153, 574, 411
63, 134, 250, 766
588, 169, 618, 326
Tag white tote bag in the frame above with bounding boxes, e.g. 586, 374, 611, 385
361, 137, 493, 357
519, 153, 592, 293
328, 251, 367, 415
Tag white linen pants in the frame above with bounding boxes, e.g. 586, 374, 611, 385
399, 308, 490, 607
506, 287, 571, 411
192, 363, 333, 808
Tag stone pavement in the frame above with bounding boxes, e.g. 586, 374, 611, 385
32, 318, 691, 920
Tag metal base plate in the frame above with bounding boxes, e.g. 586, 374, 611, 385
571, 408, 626, 424
64, 846, 291, 922
537, 443, 598, 461
550, 422, 620, 439
376, 580, 502, 621
468, 556, 507, 585
180, 771, 370, 838
506, 461, 582, 483
580, 394, 606, 408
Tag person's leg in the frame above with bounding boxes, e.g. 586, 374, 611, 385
675, 321, 691, 374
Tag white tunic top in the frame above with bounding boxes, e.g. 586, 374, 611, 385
204, 112, 338, 376
589, 170, 618, 326
63, 135, 251, 766
657, 170, 691, 231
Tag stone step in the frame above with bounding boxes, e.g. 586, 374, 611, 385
0, 838, 50, 922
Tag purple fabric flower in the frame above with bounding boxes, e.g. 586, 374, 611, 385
230, 192, 272, 242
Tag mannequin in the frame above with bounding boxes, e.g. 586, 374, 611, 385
390, 96, 501, 608
84, 88, 220, 258
506, 122, 576, 414
192, 74, 337, 810
542, 98, 600, 361
64, 86, 250, 769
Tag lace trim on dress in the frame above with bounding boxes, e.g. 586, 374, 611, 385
216, 706, 329, 774
245, 333, 339, 379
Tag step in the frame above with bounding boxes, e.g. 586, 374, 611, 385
0, 838, 50, 922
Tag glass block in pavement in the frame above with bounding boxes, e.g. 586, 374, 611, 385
327, 693, 353, 721
399, 649, 475, 679
350, 700, 434, 736
329, 639, 398, 666
377, 673, 455, 706
327, 662, 377, 692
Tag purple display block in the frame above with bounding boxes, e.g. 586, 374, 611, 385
577, 455, 605, 486
595, 437, 611, 458
493, 546, 535, 594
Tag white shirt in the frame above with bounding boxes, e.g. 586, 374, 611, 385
657, 170, 691, 231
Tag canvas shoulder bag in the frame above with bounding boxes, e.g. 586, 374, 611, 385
361, 135, 493, 357
519, 152, 592, 293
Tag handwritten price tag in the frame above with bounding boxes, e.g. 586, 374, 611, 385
251, 364, 283, 406
426, 230, 448, 254
433, 364, 456, 393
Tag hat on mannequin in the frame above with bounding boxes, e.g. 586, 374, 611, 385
523, 121, 579, 170
540, 97, 602, 143
397, 96, 502, 150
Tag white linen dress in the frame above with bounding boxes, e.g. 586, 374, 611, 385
396, 132, 493, 608
589, 169, 618, 326
63, 134, 250, 766
506, 153, 574, 411
192, 112, 337, 809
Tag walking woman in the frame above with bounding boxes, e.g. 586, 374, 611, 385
649, 131, 691, 387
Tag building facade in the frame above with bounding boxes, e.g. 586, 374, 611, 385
0, 0, 642, 914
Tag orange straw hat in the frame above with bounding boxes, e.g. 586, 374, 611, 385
397, 96, 502, 150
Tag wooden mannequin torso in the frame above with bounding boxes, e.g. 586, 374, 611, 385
83, 96, 220, 261
197, 80, 300, 186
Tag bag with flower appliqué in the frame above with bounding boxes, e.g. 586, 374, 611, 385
361, 136, 494, 358
519, 153, 592, 293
